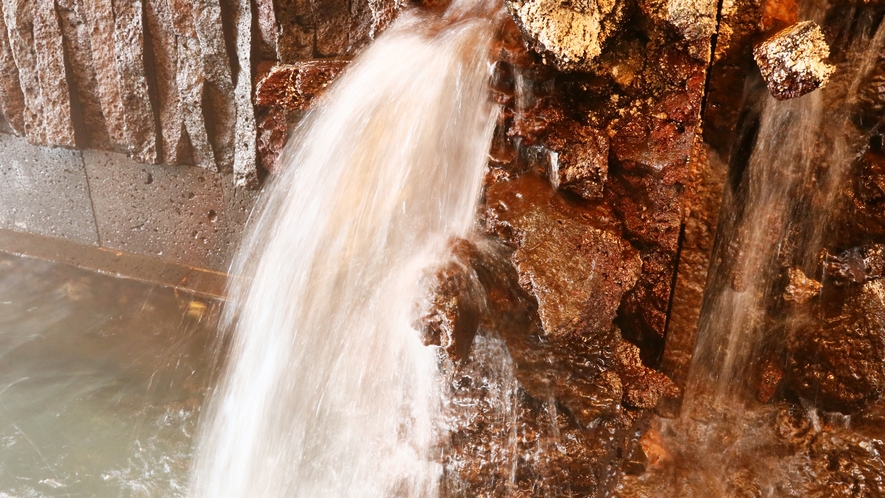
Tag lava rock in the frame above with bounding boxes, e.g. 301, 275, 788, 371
505, 0, 627, 72
783, 267, 822, 304
546, 121, 610, 200
412, 239, 484, 362
787, 278, 885, 413
485, 174, 642, 344
255, 61, 349, 111
753, 21, 836, 100
256, 107, 288, 175
639, 0, 718, 41
614, 337, 680, 409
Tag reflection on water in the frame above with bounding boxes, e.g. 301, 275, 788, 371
0, 252, 221, 497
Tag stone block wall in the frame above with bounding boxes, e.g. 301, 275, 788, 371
0, 0, 397, 190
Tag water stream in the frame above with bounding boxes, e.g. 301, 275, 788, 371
189, 3, 500, 496
618, 6, 885, 496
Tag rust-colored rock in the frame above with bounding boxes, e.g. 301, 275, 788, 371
412, 239, 483, 362
547, 121, 609, 200
256, 107, 288, 175
783, 267, 821, 304
485, 174, 642, 344
255, 61, 348, 111
615, 338, 680, 409
787, 279, 885, 414
754, 21, 836, 100
639, 0, 718, 41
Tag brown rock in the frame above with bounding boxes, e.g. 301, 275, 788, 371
485, 174, 642, 344
274, 0, 315, 62
614, 338, 680, 409
80, 0, 127, 150
33, 0, 76, 148
658, 143, 727, 416
754, 21, 836, 100
787, 279, 885, 413
412, 240, 484, 362
547, 122, 609, 200
0, 2, 23, 135
639, 0, 718, 41
3, 0, 47, 143
56, 0, 112, 149
783, 267, 822, 304
255, 61, 348, 111
313, 0, 350, 56
761, 0, 799, 33
256, 107, 288, 174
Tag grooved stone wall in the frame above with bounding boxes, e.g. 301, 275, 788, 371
0, 0, 397, 187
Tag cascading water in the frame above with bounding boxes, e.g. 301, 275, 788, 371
617, 6, 885, 496
189, 3, 500, 496
685, 10, 885, 409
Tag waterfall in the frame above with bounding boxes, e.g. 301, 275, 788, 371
685, 6, 885, 413
188, 2, 500, 496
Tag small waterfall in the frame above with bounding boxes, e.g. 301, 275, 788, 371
622, 6, 885, 496
189, 3, 500, 496
686, 6, 885, 412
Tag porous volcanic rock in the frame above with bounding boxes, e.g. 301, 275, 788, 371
639, 0, 718, 41
505, 0, 627, 72
255, 61, 349, 111
412, 240, 484, 362
422, 238, 668, 496
787, 278, 885, 413
754, 21, 836, 100
546, 121, 610, 200
485, 174, 642, 345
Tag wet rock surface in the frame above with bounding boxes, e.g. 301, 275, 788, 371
754, 21, 836, 100
255, 61, 348, 111
786, 278, 885, 413
485, 174, 642, 344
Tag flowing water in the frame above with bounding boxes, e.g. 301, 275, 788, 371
189, 3, 500, 496
0, 252, 220, 497
618, 6, 885, 496
685, 8, 885, 409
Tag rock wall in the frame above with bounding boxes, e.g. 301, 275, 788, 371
0, 0, 399, 187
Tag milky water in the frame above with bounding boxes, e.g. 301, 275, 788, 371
188, 4, 500, 497
0, 252, 220, 497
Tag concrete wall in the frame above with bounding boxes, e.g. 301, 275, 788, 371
0, 132, 258, 283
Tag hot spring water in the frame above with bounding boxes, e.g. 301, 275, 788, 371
188, 3, 500, 496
